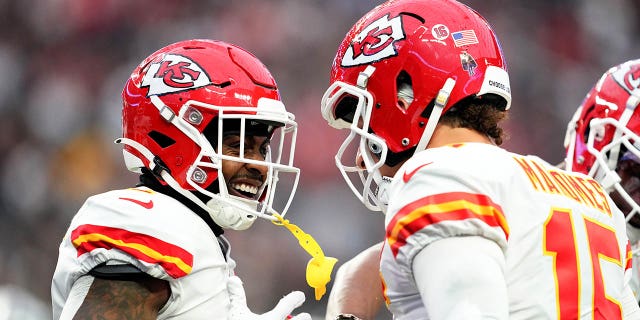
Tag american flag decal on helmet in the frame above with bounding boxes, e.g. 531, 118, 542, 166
451, 30, 479, 47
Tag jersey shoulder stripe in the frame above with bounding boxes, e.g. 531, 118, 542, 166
71, 224, 194, 278
386, 191, 508, 257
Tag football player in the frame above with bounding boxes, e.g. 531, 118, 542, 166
325, 58, 640, 320
320, 0, 639, 319
51, 39, 310, 319
564, 58, 640, 301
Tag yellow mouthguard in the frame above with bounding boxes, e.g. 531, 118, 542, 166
271, 213, 338, 300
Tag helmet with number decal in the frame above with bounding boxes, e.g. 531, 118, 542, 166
119, 39, 300, 230
564, 58, 640, 220
320, 0, 511, 211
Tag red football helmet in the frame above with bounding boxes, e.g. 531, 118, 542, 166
119, 39, 299, 230
564, 59, 640, 220
320, 0, 511, 211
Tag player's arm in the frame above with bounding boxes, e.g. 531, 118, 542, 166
76, 276, 169, 319
326, 242, 385, 320
412, 236, 508, 320
59, 265, 170, 319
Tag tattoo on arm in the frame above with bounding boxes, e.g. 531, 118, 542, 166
74, 276, 170, 320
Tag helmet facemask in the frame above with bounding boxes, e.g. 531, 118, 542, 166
202, 99, 300, 229
321, 75, 389, 212
583, 117, 640, 223
321, 66, 457, 213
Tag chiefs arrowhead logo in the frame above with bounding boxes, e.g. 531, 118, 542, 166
611, 61, 640, 96
141, 54, 211, 96
342, 14, 405, 67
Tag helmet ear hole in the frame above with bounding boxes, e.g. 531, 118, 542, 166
580, 104, 597, 143
335, 95, 359, 123
396, 70, 413, 109
148, 131, 176, 148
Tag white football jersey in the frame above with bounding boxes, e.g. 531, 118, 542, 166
627, 225, 640, 301
51, 187, 235, 319
380, 143, 633, 319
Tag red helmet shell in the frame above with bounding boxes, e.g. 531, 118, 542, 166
330, 0, 509, 153
122, 39, 281, 190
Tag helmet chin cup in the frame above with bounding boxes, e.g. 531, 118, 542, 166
206, 195, 258, 230
373, 174, 393, 213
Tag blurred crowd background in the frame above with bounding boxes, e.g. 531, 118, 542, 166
0, 0, 638, 318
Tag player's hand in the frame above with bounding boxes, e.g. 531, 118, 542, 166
227, 275, 311, 320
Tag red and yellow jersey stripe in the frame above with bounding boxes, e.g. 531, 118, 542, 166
71, 224, 194, 279
386, 191, 509, 257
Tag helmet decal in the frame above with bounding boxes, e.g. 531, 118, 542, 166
342, 14, 405, 67
611, 62, 640, 95
141, 54, 212, 96
431, 24, 449, 40
460, 52, 477, 76
451, 30, 479, 47
431, 24, 450, 43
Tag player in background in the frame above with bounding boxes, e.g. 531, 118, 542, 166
51, 39, 311, 319
325, 58, 640, 320
564, 58, 640, 301
320, 0, 640, 319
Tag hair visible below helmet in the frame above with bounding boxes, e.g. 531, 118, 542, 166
118, 39, 300, 230
320, 0, 511, 212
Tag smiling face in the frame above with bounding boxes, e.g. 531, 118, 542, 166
220, 134, 270, 200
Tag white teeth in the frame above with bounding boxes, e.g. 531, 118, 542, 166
231, 183, 258, 195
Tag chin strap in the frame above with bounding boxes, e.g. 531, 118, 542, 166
415, 78, 456, 154
271, 213, 338, 300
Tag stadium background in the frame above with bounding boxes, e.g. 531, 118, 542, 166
0, 0, 638, 318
